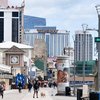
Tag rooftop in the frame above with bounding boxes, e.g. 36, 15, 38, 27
0, 41, 33, 49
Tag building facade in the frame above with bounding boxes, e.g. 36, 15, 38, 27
0, 41, 33, 89
74, 31, 93, 62
0, 2, 24, 43
24, 28, 70, 57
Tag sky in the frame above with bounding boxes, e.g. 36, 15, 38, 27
9, 0, 100, 58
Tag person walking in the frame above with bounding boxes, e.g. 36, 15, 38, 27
53, 81, 57, 89
28, 80, 32, 92
33, 78, 40, 98
18, 81, 22, 93
0, 83, 4, 98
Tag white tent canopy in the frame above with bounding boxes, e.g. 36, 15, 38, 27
0, 64, 11, 73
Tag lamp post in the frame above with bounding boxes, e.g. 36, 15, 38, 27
95, 5, 100, 91
72, 35, 76, 95
73, 43, 76, 96
82, 24, 88, 84
85, 28, 99, 90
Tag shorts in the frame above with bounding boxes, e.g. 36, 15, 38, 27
34, 89, 39, 92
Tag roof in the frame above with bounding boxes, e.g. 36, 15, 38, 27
0, 41, 33, 49
4, 46, 25, 53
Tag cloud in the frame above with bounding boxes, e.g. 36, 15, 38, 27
9, 0, 100, 31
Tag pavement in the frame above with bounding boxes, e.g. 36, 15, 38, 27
4, 87, 77, 100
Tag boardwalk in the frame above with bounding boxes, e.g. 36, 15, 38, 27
1, 87, 77, 100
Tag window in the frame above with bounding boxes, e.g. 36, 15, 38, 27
12, 12, 18, 17
0, 12, 4, 17
0, 18, 4, 42
12, 19, 18, 42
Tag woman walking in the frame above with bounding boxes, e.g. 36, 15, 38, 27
33, 79, 40, 98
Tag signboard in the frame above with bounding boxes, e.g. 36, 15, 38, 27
95, 37, 100, 42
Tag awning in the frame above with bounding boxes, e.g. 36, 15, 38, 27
0, 64, 11, 73
34, 59, 44, 71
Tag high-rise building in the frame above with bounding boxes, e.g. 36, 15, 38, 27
0, 0, 8, 8
74, 31, 93, 62
24, 15, 46, 29
24, 27, 70, 57
0, 1, 24, 43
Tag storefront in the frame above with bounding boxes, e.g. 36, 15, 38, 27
0, 74, 13, 90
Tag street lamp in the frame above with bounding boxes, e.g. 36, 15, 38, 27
72, 35, 76, 96
95, 5, 100, 91
82, 24, 88, 84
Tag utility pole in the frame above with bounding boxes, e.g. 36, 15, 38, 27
95, 5, 100, 91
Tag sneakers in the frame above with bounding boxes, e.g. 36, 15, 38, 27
33, 96, 38, 98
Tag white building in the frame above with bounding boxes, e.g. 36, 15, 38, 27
0, 0, 8, 8
24, 28, 70, 57
0, 41, 33, 68
74, 31, 93, 62
0, 0, 24, 43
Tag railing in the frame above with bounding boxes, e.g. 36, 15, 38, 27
70, 81, 94, 87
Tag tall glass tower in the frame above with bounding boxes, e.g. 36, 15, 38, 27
24, 15, 46, 29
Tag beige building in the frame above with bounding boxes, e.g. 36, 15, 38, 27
33, 39, 47, 58
0, 41, 33, 89
33, 39, 47, 77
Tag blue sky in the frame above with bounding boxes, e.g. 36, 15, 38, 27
9, 0, 100, 58
9, 0, 100, 30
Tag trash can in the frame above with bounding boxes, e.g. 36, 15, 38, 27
65, 87, 71, 96
77, 89, 82, 100
90, 92, 100, 100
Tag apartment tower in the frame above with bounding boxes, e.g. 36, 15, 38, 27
74, 31, 93, 62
